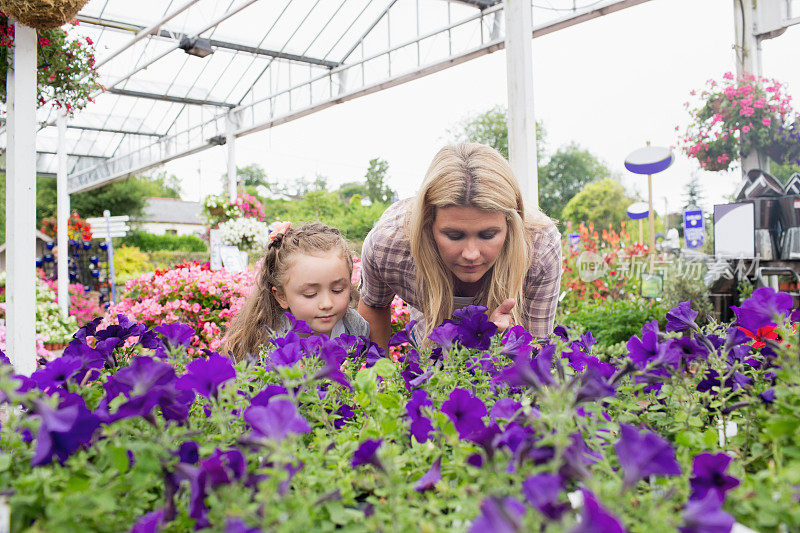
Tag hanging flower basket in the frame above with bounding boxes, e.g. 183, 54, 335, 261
1, 0, 89, 30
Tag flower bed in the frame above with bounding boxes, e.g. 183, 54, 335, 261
104, 262, 256, 354
0, 287, 798, 532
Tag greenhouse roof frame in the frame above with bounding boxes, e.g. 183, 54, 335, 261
1, 0, 650, 194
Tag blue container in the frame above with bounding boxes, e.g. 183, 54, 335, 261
91, 270, 100, 278
99, 242, 108, 251
82, 241, 92, 250
45, 241, 55, 250
90, 256, 100, 265
43, 254, 54, 263
35, 257, 44, 267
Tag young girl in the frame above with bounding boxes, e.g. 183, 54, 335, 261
223, 222, 369, 362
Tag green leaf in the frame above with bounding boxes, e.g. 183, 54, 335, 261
703, 429, 718, 447
372, 358, 395, 378
377, 393, 400, 411
107, 446, 130, 474
688, 416, 703, 428
765, 417, 799, 439
66, 475, 90, 493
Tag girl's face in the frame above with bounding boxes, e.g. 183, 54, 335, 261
432, 206, 507, 294
272, 250, 351, 336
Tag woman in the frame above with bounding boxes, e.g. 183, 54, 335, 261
358, 142, 562, 350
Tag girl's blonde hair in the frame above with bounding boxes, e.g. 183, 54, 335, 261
408, 142, 552, 338
222, 222, 353, 362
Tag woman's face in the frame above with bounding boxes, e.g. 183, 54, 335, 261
432, 206, 507, 291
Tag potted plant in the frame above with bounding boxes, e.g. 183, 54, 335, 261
678, 72, 800, 172
1, 0, 88, 30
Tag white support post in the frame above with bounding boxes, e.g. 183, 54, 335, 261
5, 23, 38, 375
504, 0, 539, 209
733, 0, 765, 176
226, 112, 237, 202
57, 112, 69, 319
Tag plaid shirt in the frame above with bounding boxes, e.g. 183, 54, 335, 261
359, 199, 562, 338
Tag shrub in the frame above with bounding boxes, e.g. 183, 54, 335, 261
148, 250, 210, 270
119, 230, 207, 252
561, 297, 668, 347
113, 245, 152, 283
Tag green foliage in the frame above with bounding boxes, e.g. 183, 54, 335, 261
448, 105, 547, 162
148, 251, 210, 269
769, 160, 800, 185
682, 173, 705, 211
538, 143, 613, 220
336, 181, 368, 202
113, 246, 152, 284
227, 164, 268, 187
561, 297, 669, 347
561, 178, 635, 230
119, 230, 207, 253
364, 158, 395, 204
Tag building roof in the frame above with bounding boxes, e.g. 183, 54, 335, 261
137, 197, 204, 226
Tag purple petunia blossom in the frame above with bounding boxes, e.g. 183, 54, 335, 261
490, 398, 522, 423
250, 385, 289, 407
268, 339, 306, 368
615, 424, 681, 487
95, 314, 147, 343
30, 394, 100, 466
0, 349, 10, 365
224, 517, 262, 533
244, 400, 310, 442
441, 388, 487, 438
352, 439, 384, 471
333, 403, 355, 430
313, 341, 352, 391
498, 326, 533, 359
522, 473, 568, 520
414, 456, 442, 492
493, 344, 556, 390
559, 433, 599, 481
129, 509, 165, 533
759, 388, 776, 404
570, 489, 626, 533
406, 389, 434, 442
278, 461, 304, 496
30, 356, 82, 393
689, 453, 740, 502
61, 340, 106, 383
428, 322, 460, 352
389, 320, 418, 347
176, 354, 236, 399
452, 306, 498, 350
284, 312, 314, 335
154, 323, 195, 349
469, 497, 525, 533
553, 325, 570, 342
574, 362, 616, 405
732, 287, 794, 333
666, 301, 699, 333
177, 441, 200, 464
679, 493, 734, 533
200, 448, 246, 487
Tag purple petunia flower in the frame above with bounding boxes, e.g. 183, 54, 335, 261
129, 509, 165, 533
244, 400, 310, 442
30, 356, 82, 393
570, 489, 626, 533
498, 326, 533, 359
559, 433, 599, 481
441, 388, 487, 439
155, 323, 195, 349
389, 320, 418, 347
490, 398, 522, 423
469, 497, 525, 533
574, 362, 616, 405
414, 456, 442, 492
250, 385, 289, 407
428, 322, 460, 352
731, 287, 794, 333
224, 517, 262, 533
522, 473, 568, 520
493, 344, 556, 390
333, 403, 355, 430
666, 301, 699, 333
313, 341, 352, 391
615, 424, 681, 487
452, 306, 498, 350
406, 389, 434, 442
200, 448, 246, 487
678, 493, 735, 533
278, 461, 304, 496
177, 441, 200, 464
61, 340, 106, 383
689, 453, 740, 502
95, 314, 147, 343
0, 349, 10, 365
176, 354, 236, 399
352, 439, 384, 471
268, 340, 305, 368
553, 325, 570, 342
759, 388, 776, 404
30, 394, 100, 466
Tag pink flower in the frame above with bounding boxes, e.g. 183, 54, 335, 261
739, 106, 754, 117
742, 125, 750, 133
723, 72, 734, 80
762, 117, 771, 127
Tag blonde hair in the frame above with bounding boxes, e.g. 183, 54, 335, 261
408, 142, 552, 338
222, 222, 353, 362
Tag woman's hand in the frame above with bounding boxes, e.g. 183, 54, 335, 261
489, 298, 515, 331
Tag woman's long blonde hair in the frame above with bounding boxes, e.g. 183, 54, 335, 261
408, 142, 552, 338
221, 222, 353, 362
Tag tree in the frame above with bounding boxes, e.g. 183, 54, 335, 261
538, 143, 613, 220
448, 105, 547, 162
336, 181, 368, 202
224, 164, 268, 187
364, 158, 395, 204
560, 178, 635, 230
682, 173, 705, 210
770, 160, 800, 185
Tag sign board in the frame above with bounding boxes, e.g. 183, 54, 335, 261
219, 245, 246, 273
641, 273, 663, 299
209, 229, 223, 271
86, 215, 130, 240
683, 208, 704, 249
714, 203, 755, 258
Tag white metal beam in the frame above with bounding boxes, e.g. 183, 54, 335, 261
504, 0, 538, 208
57, 113, 69, 320
5, 22, 38, 376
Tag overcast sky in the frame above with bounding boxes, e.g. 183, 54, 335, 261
165, 0, 800, 220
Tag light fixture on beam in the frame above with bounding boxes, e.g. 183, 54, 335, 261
179, 36, 214, 58
207, 135, 226, 146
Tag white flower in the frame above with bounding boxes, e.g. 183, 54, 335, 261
217, 217, 270, 253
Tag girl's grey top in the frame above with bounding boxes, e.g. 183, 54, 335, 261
275, 307, 370, 338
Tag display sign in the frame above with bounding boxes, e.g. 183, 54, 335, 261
683, 208, 704, 249
714, 203, 755, 258
219, 245, 246, 273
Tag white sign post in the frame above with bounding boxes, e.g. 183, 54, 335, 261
85, 213, 130, 304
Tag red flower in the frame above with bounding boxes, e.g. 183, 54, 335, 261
738, 325, 778, 349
